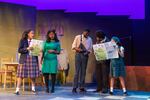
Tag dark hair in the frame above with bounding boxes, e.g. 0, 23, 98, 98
96, 30, 105, 39
117, 42, 122, 47
116, 40, 122, 47
21, 29, 33, 40
46, 30, 59, 42
83, 29, 90, 33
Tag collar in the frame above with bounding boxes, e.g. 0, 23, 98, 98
82, 34, 89, 39
101, 37, 107, 43
28, 39, 32, 42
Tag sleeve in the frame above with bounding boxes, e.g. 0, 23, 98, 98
71, 36, 78, 50
120, 46, 125, 54
18, 40, 28, 54
88, 38, 93, 53
41, 42, 46, 60
57, 42, 61, 52
119, 46, 125, 57
42, 42, 46, 54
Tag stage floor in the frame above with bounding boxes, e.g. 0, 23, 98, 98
0, 86, 150, 100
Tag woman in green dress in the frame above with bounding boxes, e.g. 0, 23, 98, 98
41, 30, 61, 93
109, 36, 127, 96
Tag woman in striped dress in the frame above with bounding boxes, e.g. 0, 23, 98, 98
15, 29, 40, 95
109, 36, 127, 96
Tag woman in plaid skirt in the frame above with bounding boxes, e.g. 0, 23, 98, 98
109, 36, 127, 96
15, 29, 40, 95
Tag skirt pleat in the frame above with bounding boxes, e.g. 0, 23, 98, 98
17, 55, 40, 78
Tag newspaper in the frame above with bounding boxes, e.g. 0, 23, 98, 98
93, 42, 119, 61
29, 39, 43, 56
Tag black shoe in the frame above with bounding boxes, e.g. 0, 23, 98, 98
109, 91, 113, 95
123, 92, 128, 96
72, 88, 77, 93
93, 89, 101, 93
14, 91, 20, 95
79, 88, 86, 92
101, 90, 108, 93
51, 89, 55, 93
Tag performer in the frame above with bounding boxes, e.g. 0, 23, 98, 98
15, 29, 40, 95
57, 49, 69, 84
41, 30, 61, 93
94, 30, 110, 93
109, 36, 127, 96
72, 29, 93, 93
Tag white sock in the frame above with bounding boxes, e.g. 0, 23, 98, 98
16, 87, 20, 92
110, 87, 113, 92
123, 88, 126, 92
32, 86, 35, 91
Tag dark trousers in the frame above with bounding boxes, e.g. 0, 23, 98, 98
43, 73, 56, 91
73, 53, 89, 88
95, 61, 110, 91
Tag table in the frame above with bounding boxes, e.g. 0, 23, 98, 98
2, 62, 19, 89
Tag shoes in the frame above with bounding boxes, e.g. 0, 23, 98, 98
72, 88, 77, 93
93, 89, 101, 93
14, 90, 38, 95
109, 91, 114, 95
51, 89, 55, 93
101, 89, 108, 93
14, 91, 20, 95
32, 90, 37, 95
79, 88, 86, 92
123, 92, 128, 96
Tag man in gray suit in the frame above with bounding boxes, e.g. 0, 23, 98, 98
72, 29, 93, 93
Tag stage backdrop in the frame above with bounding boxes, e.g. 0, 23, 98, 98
0, 2, 132, 83
36, 10, 132, 83
1, 1, 150, 91
0, 2, 36, 60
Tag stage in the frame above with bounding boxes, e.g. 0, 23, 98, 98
0, 86, 150, 100
0, 1, 150, 100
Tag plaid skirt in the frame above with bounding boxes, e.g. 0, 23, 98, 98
110, 57, 126, 78
17, 55, 40, 78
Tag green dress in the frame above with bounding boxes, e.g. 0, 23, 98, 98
42, 41, 61, 74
